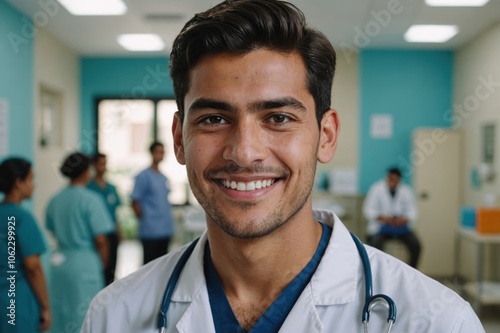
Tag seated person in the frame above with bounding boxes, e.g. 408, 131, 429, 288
363, 167, 421, 268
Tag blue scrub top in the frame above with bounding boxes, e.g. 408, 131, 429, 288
131, 167, 175, 239
46, 186, 115, 249
204, 223, 332, 333
0, 202, 47, 285
0, 202, 47, 332
87, 179, 121, 223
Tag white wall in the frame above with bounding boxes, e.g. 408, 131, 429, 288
454, 21, 500, 280
319, 52, 359, 172
455, 21, 500, 206
314, 53, 362, 235
33, 28, 80, 225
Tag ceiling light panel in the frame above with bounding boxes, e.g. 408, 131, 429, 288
117, 34, 165, 51
57, 0, 127, 16
425, 0, 490, 6
404, 25, 459, 43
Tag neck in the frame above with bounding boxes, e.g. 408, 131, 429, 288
94, 174, 105, 183
207, 208, 322, 303
2, 192, 22, 205
151, 163, 159, 171
71, 178, 87, 186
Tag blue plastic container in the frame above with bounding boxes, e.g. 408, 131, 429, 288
460, 206, 476, 229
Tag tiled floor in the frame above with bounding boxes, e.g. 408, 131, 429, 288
116, 240, 500, 332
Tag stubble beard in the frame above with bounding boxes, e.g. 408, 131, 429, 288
187, 171, 315, 239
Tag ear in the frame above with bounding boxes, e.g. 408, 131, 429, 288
13, 178, 23, 191
317, 109, 340, 164
172, 112, 186, 165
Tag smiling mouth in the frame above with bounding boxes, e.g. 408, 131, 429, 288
220, 179, 276, 191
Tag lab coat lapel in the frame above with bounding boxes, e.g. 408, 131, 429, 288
311, 210, 360, 305
170, 232, 216, 333
279, 211, 360, 332
175, 287, 216, 333
278, 285, 323, 333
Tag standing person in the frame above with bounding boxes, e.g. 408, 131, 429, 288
0, 158, 51, 332
87, 152, 122, 285
363, 167, 422, 268
83, 1, 484, 332
46, 152, 114, 331
131, 142, 176, 265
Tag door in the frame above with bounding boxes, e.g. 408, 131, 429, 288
413, 129, 462, 277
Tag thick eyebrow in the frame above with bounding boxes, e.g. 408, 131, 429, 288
188, 97, 307, 116
249, 97, 307, 113
187, 98, 237, 115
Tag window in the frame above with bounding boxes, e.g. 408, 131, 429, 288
97, 98, 193, 206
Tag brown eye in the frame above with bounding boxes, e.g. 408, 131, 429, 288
202, 115, 227, 124
268, 114, 290, 124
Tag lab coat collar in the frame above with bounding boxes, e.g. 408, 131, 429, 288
171, 210, 360, 332
310, 209, 360, 305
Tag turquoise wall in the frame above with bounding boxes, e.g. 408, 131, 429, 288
359, 50, 453, 193
80, 57, 174, 153
0, 0, 34, 161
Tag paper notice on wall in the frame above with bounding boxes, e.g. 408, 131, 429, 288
329, 168, 358, 195
370, 114, 393, 139
0, 99, 8, 157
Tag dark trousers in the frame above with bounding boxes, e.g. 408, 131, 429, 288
367, 231, 421, 268
105, 232, 119, 285
141, 237, 171, 265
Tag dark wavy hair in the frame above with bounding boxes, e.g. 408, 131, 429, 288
60, 152, 91, 180
0, 157, 32, 194
169, 0, 336, 128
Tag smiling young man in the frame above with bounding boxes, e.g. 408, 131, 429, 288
82, 1, 484, 332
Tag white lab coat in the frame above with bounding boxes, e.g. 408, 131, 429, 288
363, 179, 418, 236
81, 210, 484, 333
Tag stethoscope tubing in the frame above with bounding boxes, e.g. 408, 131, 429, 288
159, 233, 397, 332
157, 238, 200, 331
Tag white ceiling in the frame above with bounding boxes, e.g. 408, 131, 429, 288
7, 0, 500, 56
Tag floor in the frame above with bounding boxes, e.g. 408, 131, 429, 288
116, 240, 500, 332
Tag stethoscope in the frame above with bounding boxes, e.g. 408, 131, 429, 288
158, 233, 397, 333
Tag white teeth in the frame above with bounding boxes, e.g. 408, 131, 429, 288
222, 179, 275, 191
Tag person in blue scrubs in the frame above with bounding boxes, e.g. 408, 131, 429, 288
45, 152, 114, 332
131, 142, 176, 264
0, 157, 51, 332
87, 152, 121, 285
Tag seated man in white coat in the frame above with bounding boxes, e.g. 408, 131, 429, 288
82, 1, 484, 332
363, 167, 422, 268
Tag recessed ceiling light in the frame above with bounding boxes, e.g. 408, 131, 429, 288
426, 0, 490, 6
117, 34, 165, 52
57, 0, 127, 16
404, 25, 459, 43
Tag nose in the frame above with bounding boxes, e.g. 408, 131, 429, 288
222, 118, 267, 166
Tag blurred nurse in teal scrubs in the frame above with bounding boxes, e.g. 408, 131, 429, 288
0, 157, 51, 332
45, 152, 114, 332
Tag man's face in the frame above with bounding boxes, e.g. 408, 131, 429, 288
173, 49, 338, 238
387, 173, 401, 190
94, 156, 107, 176
152, 145, 165, 164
